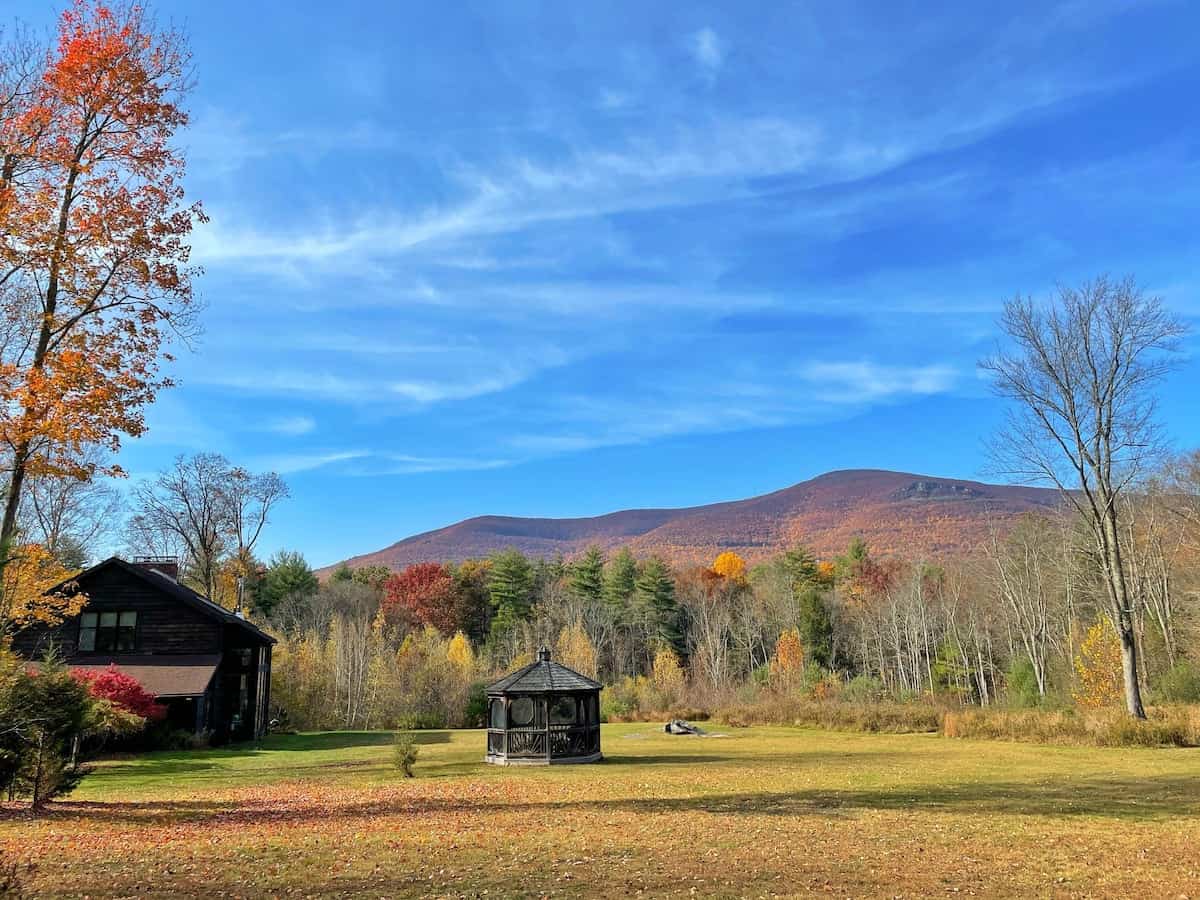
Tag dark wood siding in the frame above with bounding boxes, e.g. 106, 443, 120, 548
10, 565, 221, 659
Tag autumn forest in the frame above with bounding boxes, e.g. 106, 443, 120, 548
2, 2, 1200, 897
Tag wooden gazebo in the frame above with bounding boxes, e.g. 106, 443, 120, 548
485, 647, 602, 765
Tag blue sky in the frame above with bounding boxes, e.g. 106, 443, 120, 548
15, 1, 1200, 567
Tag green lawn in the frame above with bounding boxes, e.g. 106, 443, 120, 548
3, 724, 1199, 897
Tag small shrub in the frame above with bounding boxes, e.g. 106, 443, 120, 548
393, 732, 419, 777
750, 664, 771, 688
1154, 661, 1200, 704
843, 675, 884, 704
143, 726, 211, 751
600, 676, 638, 722
1003, 659, 1042, 709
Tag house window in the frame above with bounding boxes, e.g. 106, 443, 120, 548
78, 611, 138, 652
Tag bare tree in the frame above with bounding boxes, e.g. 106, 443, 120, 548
677, 569, 738, 689
129, 454, 288, 603
983, 514, 1065, 698
981, 275, 1187, 717
1123, 488, 1191, 672
130, 454, 229, 599
21, 459, 122, 567
224, 467, 289, 568
1162, 450, 1200, 549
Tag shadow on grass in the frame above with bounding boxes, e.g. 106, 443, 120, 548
85, 732, 455, 785
257, 731, 453, 752
41, 772, 1200, 827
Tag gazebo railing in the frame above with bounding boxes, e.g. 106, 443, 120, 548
505, 729, 548, 758
490, 725, 597, 760
549, 724, 599, 757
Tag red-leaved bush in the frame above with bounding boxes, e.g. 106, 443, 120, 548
72, 665, 167, 721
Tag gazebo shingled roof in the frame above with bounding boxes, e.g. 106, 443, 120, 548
485, 655, 602, 694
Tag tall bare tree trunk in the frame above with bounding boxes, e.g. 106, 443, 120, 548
1102, 509, 1146, 717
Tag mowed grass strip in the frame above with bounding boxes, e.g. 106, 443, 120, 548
2, 725, 1199, 898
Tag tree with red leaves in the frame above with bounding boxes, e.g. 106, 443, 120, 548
382, 562, 456, 634
72, 664, 166, 721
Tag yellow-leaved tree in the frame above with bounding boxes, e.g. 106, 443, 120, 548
446, 631, 475, 674
0, 542, 85, 638
651, 646, 685, 698
770, 628, 805, 689
1073, 618, 1124, 709
556, 621, 598, 679
711, 551, 746, 581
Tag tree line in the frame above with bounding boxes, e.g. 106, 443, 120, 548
251, 454, 1199, 732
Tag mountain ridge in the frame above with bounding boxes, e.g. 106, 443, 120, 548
322, 469, 1061, 574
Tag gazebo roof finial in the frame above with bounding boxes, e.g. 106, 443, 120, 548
537, 646, 552, 662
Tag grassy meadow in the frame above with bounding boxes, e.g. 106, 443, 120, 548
2, 724, 1199, 898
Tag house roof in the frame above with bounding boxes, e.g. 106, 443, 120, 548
486, 649, 601, 694
68, 655, 221, 698
49, 557, 276, 645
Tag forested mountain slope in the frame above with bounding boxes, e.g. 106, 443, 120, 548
325, 470, 1060, 572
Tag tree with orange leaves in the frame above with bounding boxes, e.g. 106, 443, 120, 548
0, 2, 202, 588
769, 627, 805, 689
0, 541, 84, 637
711, 551, 746, 581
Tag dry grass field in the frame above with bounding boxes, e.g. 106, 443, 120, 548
2, 724, 1199, 898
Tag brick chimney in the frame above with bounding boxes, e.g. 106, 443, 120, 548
133, 556, 180, 581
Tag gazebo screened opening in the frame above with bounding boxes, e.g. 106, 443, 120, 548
485, 647, 602, 765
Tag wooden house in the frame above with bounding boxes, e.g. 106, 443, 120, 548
10, 556, 275, 744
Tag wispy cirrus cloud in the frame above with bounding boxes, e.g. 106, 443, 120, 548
192, 365, 545, 407
192, 57, 1129, 284
344, 454, 513, 476
254, 449, 512, 477
261, 415, 317, 436
796, 361, 958, 402
257, 450, 371, 475
503, 358, 960, 457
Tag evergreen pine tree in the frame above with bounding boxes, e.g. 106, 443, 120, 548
602, 547, 637, 613
796, 585, 834, 669
531, 552, 566, 593
783, 545, 819, 587
837, 536, 870, 578
259, 550, 318, 615
569, 546, 605, 604
487, 549, 533, 643
635, 556, 683, 654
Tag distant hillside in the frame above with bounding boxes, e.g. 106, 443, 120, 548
322, 469, 1062, 575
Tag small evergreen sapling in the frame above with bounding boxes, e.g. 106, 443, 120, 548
393, 732, 419, 777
